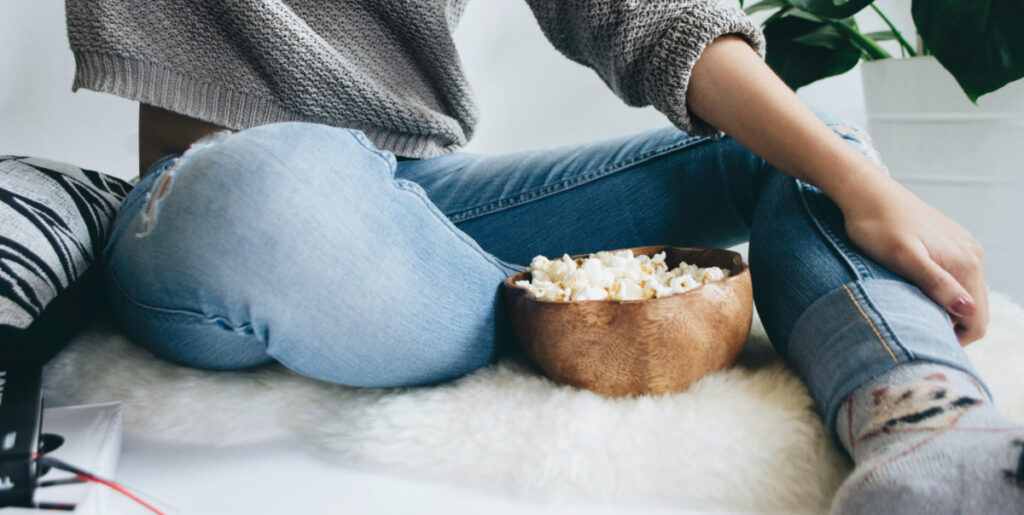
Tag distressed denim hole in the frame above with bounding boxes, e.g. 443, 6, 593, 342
135, 130, 233, 237
834, 124, 869, 143
136, 167, 176, 237
831, 123, 889, 176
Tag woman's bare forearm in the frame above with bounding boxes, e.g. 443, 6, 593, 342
685, 35, 888, 210
684, 35, 988, 344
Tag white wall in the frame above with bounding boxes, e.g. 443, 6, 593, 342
0, 1, 137, 179
0, 0, 914, 181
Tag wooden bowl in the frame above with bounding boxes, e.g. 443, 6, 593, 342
503, 246, 752, 396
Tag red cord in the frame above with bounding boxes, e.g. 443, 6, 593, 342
32, 453, 165, 515
72, 472, 165, 515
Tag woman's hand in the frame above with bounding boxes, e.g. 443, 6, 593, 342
838, 172, 988, 345
687, 36, 989, 345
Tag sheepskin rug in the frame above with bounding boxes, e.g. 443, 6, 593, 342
43, 293, 1024, 513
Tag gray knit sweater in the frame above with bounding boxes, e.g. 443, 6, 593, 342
66, 0, 764, 158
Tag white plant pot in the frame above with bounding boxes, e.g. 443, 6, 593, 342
862, 56, 1024, 303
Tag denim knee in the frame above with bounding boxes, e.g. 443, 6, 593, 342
147, 123, 397, 231
103, 123, 406, 367
106, 121, 510, 386
109, 123, 398, 302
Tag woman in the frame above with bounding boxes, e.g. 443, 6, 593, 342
67, 0, 1023, 512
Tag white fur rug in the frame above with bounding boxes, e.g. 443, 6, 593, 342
43, 293, 1024, 513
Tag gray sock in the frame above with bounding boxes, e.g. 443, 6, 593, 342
831, 362, 1024, 514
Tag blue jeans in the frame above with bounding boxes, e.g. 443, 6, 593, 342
102, 118, 986, 444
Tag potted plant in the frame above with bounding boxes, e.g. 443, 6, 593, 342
743, 0, 1024, 303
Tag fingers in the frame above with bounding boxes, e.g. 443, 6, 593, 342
894, 238, 987, 345
840, 182, 991, 347
939, 237, 988, 345
952, 253, 989, 346
896, 239, 973, 312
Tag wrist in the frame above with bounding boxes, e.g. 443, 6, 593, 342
807, 142, 895, 212
829, 164, 901, 215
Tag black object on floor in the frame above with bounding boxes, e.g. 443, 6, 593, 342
0, 367, 44, 508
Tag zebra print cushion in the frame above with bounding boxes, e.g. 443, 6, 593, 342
0, 156, 131, 365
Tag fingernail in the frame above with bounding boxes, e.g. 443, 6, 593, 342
950, 295, 976, 317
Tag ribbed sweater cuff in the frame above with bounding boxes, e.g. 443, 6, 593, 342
72, 50, 302, 130
71, 51, 456, 159
643, 2, 766, 138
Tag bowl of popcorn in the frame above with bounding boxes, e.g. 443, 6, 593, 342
503, 246, 752, 396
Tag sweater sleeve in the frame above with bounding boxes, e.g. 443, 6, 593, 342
524, 0, 765, 137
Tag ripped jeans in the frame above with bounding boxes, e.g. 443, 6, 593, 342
102, 114, 985, 443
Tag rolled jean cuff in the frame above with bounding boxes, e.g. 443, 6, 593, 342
787, 278, 990, 445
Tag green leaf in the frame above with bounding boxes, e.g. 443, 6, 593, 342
786, 8, 826, 23
763, 14, 862, 90
912, 0, 1024, 102
864, 30, 898, 42
790, 0, 874, 19
791, 25, 847, 49
743, 0, 787, 15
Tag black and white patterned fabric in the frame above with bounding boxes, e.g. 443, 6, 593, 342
0, 156, 131, 365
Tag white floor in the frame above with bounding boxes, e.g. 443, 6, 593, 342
108, 436, 716, 515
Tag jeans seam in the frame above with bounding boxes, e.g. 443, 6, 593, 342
841, 284, 900, 364
107, 264, 259, 337
795, 179, 915, 363
446, 135, 710, 223
850, 281, 916, 361
392, 179, 519, 276
115, 170, 165, 220
106, 157, 178, 249
346, 129, 397, 172
104, 188, 159, 264
117, 194, 148, 222
795, 180, 872, 280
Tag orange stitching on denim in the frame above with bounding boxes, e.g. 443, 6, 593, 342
843, 284, 899, 364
